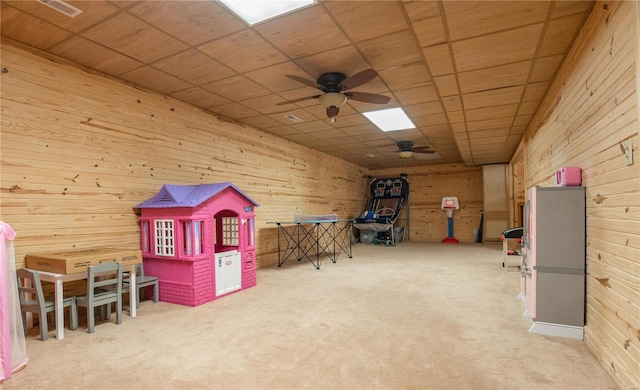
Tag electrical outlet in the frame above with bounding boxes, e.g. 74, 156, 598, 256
473, 228, 478, 234
623, 139, 633, 165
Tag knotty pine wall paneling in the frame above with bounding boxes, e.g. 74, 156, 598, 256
0, 42, 369, 269
370, 164, 483, 243
516, 2, 639, 388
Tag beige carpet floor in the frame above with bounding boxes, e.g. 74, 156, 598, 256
4, 242, 618, 390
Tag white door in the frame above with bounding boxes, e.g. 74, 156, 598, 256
215, 250, 241, 297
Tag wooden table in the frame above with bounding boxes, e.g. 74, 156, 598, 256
24, 264, 138, 340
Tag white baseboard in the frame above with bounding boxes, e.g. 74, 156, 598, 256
529, 321, 584, 340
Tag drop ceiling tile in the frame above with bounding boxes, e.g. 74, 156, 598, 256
170, 87, 230, 109
307, 128, 348, 139
538, 13, 585, 57
268, 109, 318, 125
50, 36, 143, 76
245, 62, 311, 93
423, 43, 454, 76
129, 1, 246, 45
241, 115, 285, 130
285, 133, 321, 143
409, 6, 447, 48
294, 45, 369, 78
441, 95, 463, 112
5, 0, 121, 33
210, 102, 260, 119
518, 101, 540, 116
120, 66, 192, 95
394, 84, 439, 106
404, 1, 442, 21
262, 125, 301, 137
465, 104, 519, 122
202, 75, 271, 102
198, 29, 288, 73
530, 55, 564, 83
457, 61, 531, 94
325, 1, 408, 42
514, 114, 533, 127
462, 85, 524, 110
1, 4, 72, 50
444, 1, 550, 41
255, 5, 350, 59
404, 101, 446, 119
292, 120, 335, 133
152, 49, 235, 85
523, 82, 550, 102
339, 124, 382, 137
241, 94, 296, 115
358, 30, 423, 71
452, 24, 544, 72
82, 12, 188, 63
328, 114, 370, 128
551, 1, 593, 19
467, 117, 513, 131
379, 63, 432, 90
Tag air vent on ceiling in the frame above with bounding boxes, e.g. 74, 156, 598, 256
284, 114, 303, 123
37, 0, 83, 17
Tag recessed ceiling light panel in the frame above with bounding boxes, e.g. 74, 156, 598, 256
37, 0, 82, 17
284, 114, 303, 123
362, 108, 416, 132
220, 0, 316, 25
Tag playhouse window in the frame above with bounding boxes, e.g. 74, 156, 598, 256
155, 219, 175, 256
247, 218, 255, 247
222, 216, 239, 246
141, 220, 151, 254
182, 220, 205, 256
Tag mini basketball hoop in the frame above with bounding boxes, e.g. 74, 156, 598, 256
441, 196, 460, 243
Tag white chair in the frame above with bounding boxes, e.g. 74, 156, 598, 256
16, 268, 78, 340
76, 262, 123, 333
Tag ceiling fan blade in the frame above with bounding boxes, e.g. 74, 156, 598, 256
412, 146, 436, 154
276, 95, 321, 106
345, 91, 391, 104
285, 75, 325, 90
338, 69, 379, 91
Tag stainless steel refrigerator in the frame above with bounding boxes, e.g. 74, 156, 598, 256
519, 186, 585, 339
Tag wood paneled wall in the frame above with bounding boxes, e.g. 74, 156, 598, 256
0, 42, 369, 269
370, 164, 483, 243
518, 1, 639, 388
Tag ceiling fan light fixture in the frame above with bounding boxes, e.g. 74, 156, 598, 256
326, 106, 340, 119
318, 92, 347, 109
398, 151, 413, 159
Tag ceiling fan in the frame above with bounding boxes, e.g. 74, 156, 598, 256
277, 69, 391, 121
396, 141, 436, 158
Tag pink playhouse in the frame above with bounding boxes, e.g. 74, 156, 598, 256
134, 183, 259, 306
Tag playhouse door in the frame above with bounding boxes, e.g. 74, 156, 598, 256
215, 250, 241, 297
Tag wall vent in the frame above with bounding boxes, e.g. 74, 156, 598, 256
284, 114, 303, 123
159, 192, 173, 202
37, 0, 83, 17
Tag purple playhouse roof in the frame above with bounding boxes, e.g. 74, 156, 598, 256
134, 182, 259, 209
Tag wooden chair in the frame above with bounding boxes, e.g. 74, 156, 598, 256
123, 262, 159, 309
76, 262, 123, 333
16, 268, 78, 341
